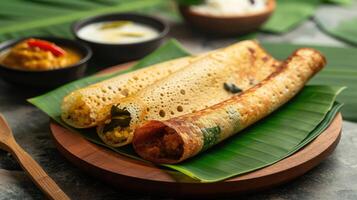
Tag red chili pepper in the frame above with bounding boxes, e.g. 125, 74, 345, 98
27, 39, 66, 57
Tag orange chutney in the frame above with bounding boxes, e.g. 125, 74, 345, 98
0, 39, 82, 70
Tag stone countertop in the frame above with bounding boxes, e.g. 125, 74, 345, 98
1, 2, 357, 200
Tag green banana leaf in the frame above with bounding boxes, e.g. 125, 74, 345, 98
262, 0, 321, 33
0, 0, 166, 42
292, 102, 342, 152
262, 43, 357, 121
28, 39, 344, 182
324, 0, 352, 4
261, 0, 351, 33
315, 16, 357, 46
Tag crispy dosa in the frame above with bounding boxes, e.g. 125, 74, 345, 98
97, 40, 280, 147
133, 48, 325, 164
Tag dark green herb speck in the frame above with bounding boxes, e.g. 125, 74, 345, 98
103, 106, 132, 133
224, 83, 242, 94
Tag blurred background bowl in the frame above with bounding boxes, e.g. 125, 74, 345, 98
0, 37, 92, 88
179, 0, 276, 36
72, 13, 169, 65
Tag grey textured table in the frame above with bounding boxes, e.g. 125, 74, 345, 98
1, 3, 357, 200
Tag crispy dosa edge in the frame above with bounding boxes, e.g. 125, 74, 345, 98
132, 48, 326, 164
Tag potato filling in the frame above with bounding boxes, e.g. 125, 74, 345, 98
139, 127, 184, 160
103, 127, 131, 144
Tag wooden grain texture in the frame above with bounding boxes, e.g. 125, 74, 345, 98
50, 113, 342, 197
0, 115, 70, 200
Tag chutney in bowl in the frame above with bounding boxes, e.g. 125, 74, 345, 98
0, 37, 92, 88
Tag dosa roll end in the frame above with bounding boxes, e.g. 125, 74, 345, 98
133, 121, 185, 164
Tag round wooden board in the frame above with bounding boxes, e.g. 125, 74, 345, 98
50, 63, 343, 197
50, 114, 342, 197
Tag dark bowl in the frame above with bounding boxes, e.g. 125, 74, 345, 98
0, 37, 92, 88
72, 13, 169, 65
179, 0, 276, 36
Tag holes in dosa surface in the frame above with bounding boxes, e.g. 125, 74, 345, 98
177, 106, 183, 112
159, 110, 166, 117
121, 89, 129, 96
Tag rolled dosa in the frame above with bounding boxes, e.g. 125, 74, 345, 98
97, 40, 280, 147
61, 56, 199, 128
133, 48, 325, 164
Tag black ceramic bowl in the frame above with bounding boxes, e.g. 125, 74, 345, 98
72, 13, 169, 65
0, 37, 92, 88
